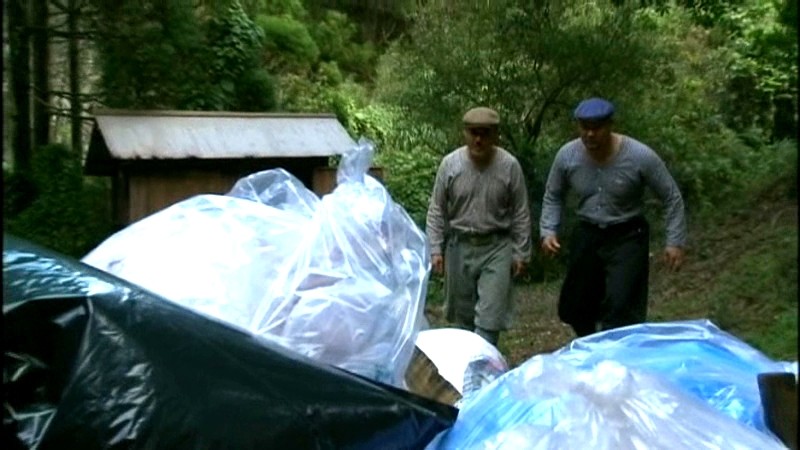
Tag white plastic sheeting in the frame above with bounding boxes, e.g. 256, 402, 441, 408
83, 139, 429, 387
415, 328, 509, 403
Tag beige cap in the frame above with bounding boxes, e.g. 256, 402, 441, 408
463, 107, 500, 127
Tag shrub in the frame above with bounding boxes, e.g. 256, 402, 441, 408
4, 144, 114, 258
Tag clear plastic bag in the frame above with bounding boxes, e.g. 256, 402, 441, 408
82, 139, 429, 387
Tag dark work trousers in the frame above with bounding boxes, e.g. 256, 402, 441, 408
558, 216, 650, 337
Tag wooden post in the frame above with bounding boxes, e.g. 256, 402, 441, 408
312, 166, 385, 197
758, 372, 798, 450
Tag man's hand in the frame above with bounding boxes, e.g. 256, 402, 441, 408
432, 254, 444, 275
512, 260, 527, 278
664, 246, 685, 271
541, 235, 561, 256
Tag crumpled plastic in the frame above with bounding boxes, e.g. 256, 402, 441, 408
552, 320, 798, 433
427, 355, 788, 450
82, 139, 429, 387
414, 328, 509, 403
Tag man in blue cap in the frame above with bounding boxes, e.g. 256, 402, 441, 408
539, 97, 687, 337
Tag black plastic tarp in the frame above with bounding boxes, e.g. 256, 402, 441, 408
3, 234, 457, 449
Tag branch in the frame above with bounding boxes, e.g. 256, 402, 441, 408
47, 90, 104, 100
44, 103, 100, 117
523, 72, 584, 148
51, 0, 92, 14
49, 110, 100, 121
45, 30, 99, 39
51, 0, 69, 12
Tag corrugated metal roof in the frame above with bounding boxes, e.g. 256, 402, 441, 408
92, 109, 355, 159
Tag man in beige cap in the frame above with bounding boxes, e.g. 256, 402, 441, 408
426, 107, 532, 346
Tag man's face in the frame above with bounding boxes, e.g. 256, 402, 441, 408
464, 126, 497, 163
578, 119, 613, 152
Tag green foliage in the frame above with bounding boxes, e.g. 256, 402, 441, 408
778, 0, 797, 31
4, 144, 114, 258
198, 2, 274, 111
258, 0, 307, 18
93, 0, 274, 111
681, 0, 749, 27
3, 171, 39, 218
604, 6, 780, 212
248, 3, 380, 114
308, 10, 378, 82
377, 0, 654, 145
256, 14, 320, 71
374, 0, 666, 248
234, 68, 277, 111
92, 0, 208, 108
701, 0, 798, 139
207, 3, 265, 79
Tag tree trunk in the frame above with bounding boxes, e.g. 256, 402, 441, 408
8, 0, 32, 173
772, 95, 798, 142
32, 0, 50, 150
68, 0, 83, 155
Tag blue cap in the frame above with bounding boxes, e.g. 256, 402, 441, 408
573, 98, 615, 121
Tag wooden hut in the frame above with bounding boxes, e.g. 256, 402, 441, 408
84, 110, 357, 228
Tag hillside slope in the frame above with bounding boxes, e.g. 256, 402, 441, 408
426, 193, 798, 367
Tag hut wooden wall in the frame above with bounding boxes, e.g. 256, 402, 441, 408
114, 157, 332, 226
128, 170, 240, 223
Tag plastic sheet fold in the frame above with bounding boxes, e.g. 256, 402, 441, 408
414, 328, 509, 402
427, 355, 787, 449
553, 320, 798, 433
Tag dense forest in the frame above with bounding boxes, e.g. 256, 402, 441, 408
3, 0, 797, 282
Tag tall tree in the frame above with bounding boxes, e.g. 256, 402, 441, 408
67, 0, 83, 154
7, 0, 32, 173
31, 0, 51, 150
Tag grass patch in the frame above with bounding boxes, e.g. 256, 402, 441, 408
705, 225, 798, 360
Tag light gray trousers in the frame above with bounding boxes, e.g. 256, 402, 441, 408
444, 235, 514, 341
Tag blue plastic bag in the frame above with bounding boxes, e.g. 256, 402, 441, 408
427, 320, 795, 449
553, 320, 797, 432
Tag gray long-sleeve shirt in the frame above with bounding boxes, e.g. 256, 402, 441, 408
540, 135, 687, 247
426, 146, 532, 261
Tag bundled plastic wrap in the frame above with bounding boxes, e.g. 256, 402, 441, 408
415, 328, 509, 401
3, 234, 457, 449
82, 139, 429, 387
427, 355, 787, 449
552, 320, 798, 434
